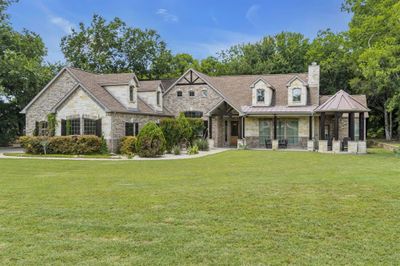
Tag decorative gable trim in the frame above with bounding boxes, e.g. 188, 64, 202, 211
51, 84, 109, 113
250, 77, 275, 89
286, 76, 307, 87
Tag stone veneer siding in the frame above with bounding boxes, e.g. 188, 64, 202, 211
163, 84, 223, 119
25, 71, 77, 135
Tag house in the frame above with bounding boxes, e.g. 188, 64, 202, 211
21, 63, 370, 153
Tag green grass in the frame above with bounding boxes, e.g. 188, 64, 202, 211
3, 153, 115, 159
0, 150, 399, 265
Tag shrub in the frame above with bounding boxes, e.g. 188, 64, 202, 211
187, 145, 199, 155
177, 113, 192, 146
193, 138, 209, 151
19, 136, 47, 154
159, 118, 180, 152
188, 118, 205, 144
19, 135, 104, 155
119, 136, 137, 155
135, 122, 166, 157
173, 145, 181, 155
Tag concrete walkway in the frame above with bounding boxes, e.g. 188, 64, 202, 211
0, 148, 230, 161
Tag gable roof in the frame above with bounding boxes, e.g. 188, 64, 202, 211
22, 67, 173, 116
316, 90, 370, 112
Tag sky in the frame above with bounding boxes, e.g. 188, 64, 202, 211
7, 0, 351, 63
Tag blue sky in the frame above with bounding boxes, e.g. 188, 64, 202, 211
8, 0, 351, 63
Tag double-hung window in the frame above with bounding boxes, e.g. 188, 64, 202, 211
257, 89, 265, 103
125, 122, 139, 136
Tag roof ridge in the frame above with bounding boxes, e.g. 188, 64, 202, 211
208, 72, 308, 78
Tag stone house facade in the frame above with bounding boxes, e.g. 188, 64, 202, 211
21, 63, 370, 153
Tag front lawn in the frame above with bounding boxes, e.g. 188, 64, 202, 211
0, 150, 399, 264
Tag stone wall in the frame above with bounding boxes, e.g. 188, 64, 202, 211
25, 70, 77, 135
163, 84, 223, 118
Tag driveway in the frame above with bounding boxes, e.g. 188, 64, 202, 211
0, 147, 24, 154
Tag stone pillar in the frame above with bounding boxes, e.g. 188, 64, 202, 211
272, 139, 279, 150
237, 138, 246, 149
307, 140, 315, 151
318, 140, 328, 152
348, 141, 358, 153
208, 139, 214, 149
320, 113, 325, 140
332, 140, 341, 153
358, 141, 367, 154
348, 113, 355, 141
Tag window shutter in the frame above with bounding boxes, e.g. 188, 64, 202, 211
61, 120, 66, 136
96, 119, 102, 137
125, 122, 130, 136
134, 123, 139, 136
33, 121, 39, 136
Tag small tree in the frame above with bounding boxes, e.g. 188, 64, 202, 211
159, 118, 180, 152
47, 113, 57, 137
176, 113, 192, 147
135, 122, 166, 157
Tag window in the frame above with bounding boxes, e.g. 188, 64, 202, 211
183, 111, 203, 118
201, 89, 208, 97
177, 91, 182, 97
68, 118, 81, 135
125, 122, 139, 136
189, 90, 195, 97
292, 88, 301, 102
36, 121, 48, 136
257, 89, 265, 102
84, 119, 97, 135
277, 119, 299, 145
129, 86, 135, 102
259, 120, 272, 145
157, 91, 161, 106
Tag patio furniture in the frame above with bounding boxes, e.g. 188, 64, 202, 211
278, 139, 288, 149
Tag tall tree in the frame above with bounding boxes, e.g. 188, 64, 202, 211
306, 30, 355, 95
61, 15, 173, 79
219, 32, 310, 75
0, 0, 54, 145
343, 0, 400, 140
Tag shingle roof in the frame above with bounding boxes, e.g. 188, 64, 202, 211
138, 80, 162, 92
197, 71, 309, 112
316, 90, 369, 112
66, 67, 172, 116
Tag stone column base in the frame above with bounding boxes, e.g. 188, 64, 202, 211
358, 141, 367, 154
208, 139, 215, 149
307, 140, 315, 151
237, 138, 246, 149
272, 140, 279, 150
318, 140, 328, 153
332, 140, 341, 153
348, 141, 358, 153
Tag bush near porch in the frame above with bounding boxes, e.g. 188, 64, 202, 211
18, 135, 104, 155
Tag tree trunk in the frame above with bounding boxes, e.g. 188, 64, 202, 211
389, 111, 393, 140
384, 108, 392, 141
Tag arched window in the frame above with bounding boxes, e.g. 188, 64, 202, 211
257, 89, 265, 102
292, 88, 301, 102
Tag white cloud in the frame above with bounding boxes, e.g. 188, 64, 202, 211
246, 4, 260, 26
49, 15, 74, 34
156, 9, 179, 23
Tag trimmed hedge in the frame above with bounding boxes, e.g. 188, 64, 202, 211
136, 122, 166, 157
18, 135, 104, 155
119, 136, 137, 155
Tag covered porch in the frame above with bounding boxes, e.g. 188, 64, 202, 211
315, 90, 370, 154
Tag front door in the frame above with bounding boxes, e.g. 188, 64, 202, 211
230, 121, 239, 146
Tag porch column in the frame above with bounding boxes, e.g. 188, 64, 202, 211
273, 115, 277, 140
319, 112, 325, 140
238, 117, 242, 139
359, 112, 365, 141
308, 116, 313, 140
242, 117, 245, 138
334, 112, 339, 140
208, 116, 212, 139
348, 112, 355, 141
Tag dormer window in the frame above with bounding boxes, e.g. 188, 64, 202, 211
129, 86, 135, 102
257, 89, 265, 103
177, 91, 182, 97
292, 88, 301, 102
